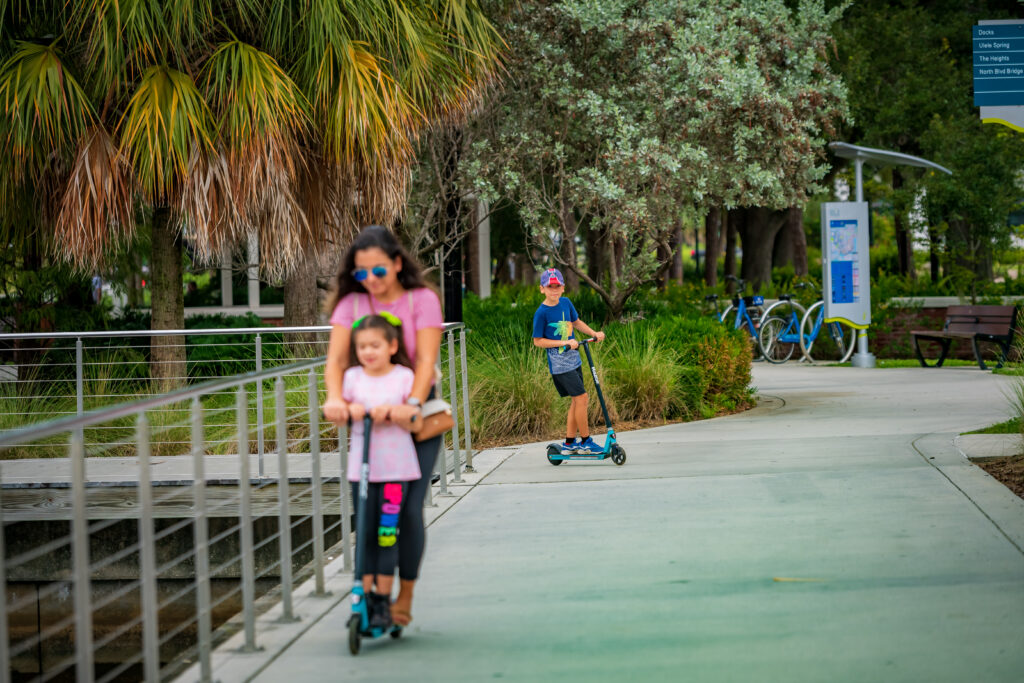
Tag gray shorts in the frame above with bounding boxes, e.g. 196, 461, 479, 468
551, 366, 585, 397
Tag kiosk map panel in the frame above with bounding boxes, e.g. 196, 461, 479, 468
821, 202, 871, 327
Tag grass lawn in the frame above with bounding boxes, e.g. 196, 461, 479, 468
963, 417, 1020, 435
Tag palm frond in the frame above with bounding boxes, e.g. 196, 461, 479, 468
203, 39, 309, 150
70, 0, 169, 96
192, 40, 313, 274
0, 41, 95, 182
118, 64, 214, 203
52, 125, 136, 270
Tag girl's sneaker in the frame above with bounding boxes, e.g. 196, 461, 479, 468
368, 593, 393, 630
561, 441, 578, 455
576, 437, 602, 454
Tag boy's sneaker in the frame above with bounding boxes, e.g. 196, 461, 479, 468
560, 441, 578, 455
576, 437, 603, 454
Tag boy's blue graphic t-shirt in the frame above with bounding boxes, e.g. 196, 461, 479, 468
532, 297, 582, 375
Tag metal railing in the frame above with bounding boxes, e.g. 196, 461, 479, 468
0, 324, 474, 476
0, 323, 472, 682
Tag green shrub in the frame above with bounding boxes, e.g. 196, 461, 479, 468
603, 323, 678, 422
467, 323, 561, 442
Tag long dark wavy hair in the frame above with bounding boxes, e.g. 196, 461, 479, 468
349, 314, 415, 370
325, 225, 433, 314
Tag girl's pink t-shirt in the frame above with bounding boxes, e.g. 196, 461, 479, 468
342, 365, 421, 483
329, 287, 443, 363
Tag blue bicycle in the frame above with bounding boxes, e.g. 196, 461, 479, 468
758, 283, 855, 364
706, 275, 765, 358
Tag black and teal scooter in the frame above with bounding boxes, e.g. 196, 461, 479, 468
347, 414, 403, 654
545, 338, 626, 466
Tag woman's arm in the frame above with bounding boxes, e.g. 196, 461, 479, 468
390, 326, 442, 429
411, 326, 442, 403
322, 325, 352, 424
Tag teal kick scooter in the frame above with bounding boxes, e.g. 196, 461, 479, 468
545, 338, 626, 466
348, 415, 403, 654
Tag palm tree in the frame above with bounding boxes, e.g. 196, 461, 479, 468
0, 0, 502, 387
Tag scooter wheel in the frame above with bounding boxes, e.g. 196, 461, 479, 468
348, 614, 362, 655
390, 627, 403, 639
546, 444, 563, 466
611, 444, 626, 466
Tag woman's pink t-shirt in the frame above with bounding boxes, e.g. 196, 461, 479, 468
342, 365, 421, 483
329, 288, 443, 362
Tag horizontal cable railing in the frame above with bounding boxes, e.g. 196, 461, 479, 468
0, 323, 472, 682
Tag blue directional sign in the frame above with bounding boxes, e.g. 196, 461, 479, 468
974, 22, 1024, 106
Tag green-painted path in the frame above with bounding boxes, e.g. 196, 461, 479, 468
196, 364, 1024, 682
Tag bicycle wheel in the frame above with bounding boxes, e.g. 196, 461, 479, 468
718, 304, 735, 326
758, 301, 805, 364
800, 302, 857, 364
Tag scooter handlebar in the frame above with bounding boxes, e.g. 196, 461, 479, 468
559, 337, 599, 351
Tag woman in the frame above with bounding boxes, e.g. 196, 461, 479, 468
322, 225, 444, 628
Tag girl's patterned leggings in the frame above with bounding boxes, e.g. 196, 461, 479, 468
353, 481, 407, 577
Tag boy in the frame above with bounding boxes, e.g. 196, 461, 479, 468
532, 268, 606, 454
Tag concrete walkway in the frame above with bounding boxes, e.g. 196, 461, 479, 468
200, 364, 1024, 682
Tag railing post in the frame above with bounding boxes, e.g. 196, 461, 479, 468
338, 423, 351, 571
0, 463, 10, 683
256, 333, 265, 477
308, 370, 329, 597
235, 387, 260, 652
70, 427, 94, 683
447, 328, 463, 484
75, 338, 84, 415
459, 326, 474, 472
275, 377, 299, 622
191, 399, 214, 682
136, 416, 161, 683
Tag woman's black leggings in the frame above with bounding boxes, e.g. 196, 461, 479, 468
397, 432, 440, 581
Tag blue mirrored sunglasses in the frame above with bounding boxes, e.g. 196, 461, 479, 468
352, 265, 389, 282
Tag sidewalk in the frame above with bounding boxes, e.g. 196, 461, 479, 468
199, 364, 1024, 683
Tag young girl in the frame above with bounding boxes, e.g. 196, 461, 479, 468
343, 313, 422, 629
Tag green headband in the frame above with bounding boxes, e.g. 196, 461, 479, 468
352, 311, 402, 329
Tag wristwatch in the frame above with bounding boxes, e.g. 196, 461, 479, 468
406, 397, 421, 407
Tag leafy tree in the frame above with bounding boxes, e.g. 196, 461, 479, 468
831, 0, 1022, 281
918, 114, 1024, 297
467, 0, 846, 314
0, 1, 501, 385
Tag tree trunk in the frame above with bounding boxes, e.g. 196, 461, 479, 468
494, 253, 512, 284
893, 169, 915, 279
656, 240, 671, 290
613, 236, 625, 279
771, 206, 807, 276
150, 208, 186, 391
724, 208, 740, 292
283, 247, 320, 352
558, 199, 580, 292
670, 223, 684, 285
789, 207, 808, 277
704, 207, 722, 287
928, 225, 940, 283
585, 223, 611, 288
514, 253, 535, 285
738, 207, 786, 291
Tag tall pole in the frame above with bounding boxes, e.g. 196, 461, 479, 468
851, 158, 876, 368
443, 127, 464, 322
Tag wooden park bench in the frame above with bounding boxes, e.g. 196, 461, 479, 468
910, 304, 1019, 370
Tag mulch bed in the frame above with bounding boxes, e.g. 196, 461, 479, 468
977, 456, 1024, 500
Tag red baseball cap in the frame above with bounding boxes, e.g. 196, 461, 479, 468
540, 268, 565, 287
